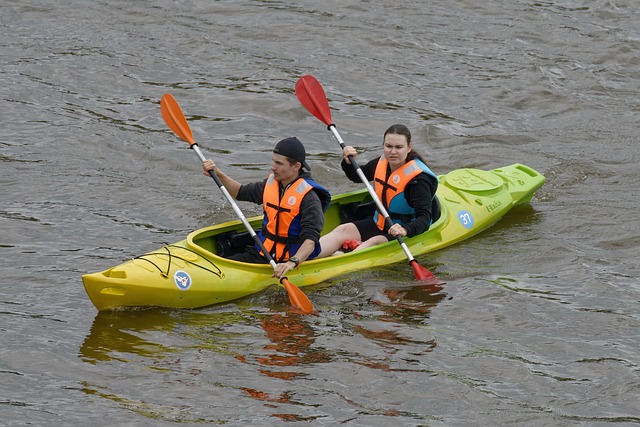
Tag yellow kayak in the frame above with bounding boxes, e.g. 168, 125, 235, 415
82, 163, 545, 311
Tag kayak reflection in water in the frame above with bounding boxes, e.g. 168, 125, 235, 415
318, 124, 440, 257
202, 137, 331, 279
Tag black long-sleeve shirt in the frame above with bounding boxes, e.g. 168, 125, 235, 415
341, 157, 438, 237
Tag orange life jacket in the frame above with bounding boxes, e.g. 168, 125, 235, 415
260, 174, 315, 262
373, 157, 436, 230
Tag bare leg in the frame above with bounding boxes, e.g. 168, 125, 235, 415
318, 223, 362, 258
353, 235, 388, 251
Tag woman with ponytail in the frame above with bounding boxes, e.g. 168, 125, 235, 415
318, 124, 439, 257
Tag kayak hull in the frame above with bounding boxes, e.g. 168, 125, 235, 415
82, 163, 545, 311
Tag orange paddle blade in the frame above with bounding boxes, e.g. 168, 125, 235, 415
160, 93, 195, 145
282, 278, 314, 314
295, 75, 333, 126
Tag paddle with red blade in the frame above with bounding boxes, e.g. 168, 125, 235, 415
295, 75, 444, 285
160, 93, 315, 313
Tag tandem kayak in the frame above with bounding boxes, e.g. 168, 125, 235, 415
82, 163, 545, 311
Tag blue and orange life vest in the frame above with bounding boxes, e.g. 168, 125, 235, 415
373, 157, 438, 231
259, 174, 330, 262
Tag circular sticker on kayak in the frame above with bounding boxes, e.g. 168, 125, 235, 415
173, 270, 192, 291
458, 210, 475, 229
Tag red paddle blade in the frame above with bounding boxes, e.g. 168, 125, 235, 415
410, 260, 445, 285
282, 278, 315, 314
160, 94, 195, 145
295, 75, 333, 126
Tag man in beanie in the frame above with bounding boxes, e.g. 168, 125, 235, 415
202, 137, 331, 279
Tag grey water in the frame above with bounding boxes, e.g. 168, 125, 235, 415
1, 0, 639, 425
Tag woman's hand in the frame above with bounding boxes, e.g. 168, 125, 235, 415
342, 146, 357, 165
387, 223, 407, 237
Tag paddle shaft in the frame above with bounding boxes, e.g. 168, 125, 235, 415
327, 124, 418, 263
190, 143, 279, 270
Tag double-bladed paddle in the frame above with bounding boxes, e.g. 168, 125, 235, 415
295, 75, 444, 285
160, 93, 315, 313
